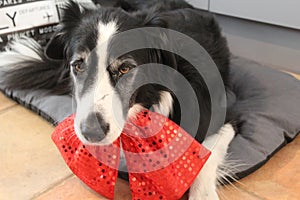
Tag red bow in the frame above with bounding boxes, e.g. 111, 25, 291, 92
52, 110, 211, 200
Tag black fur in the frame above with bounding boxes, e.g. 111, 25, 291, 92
0, 0, 230, 142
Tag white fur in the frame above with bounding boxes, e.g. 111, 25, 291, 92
0, 37, 42, 67
74, 91, 96, 144
153, 91, 173, 117
74, 21, 123, 145
189, 123, 235, 200
128, 91, 173, 120
128, 104, 145, 119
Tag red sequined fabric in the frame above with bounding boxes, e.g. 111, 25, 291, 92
52, 115, 120, 199
52, 111, 211, 200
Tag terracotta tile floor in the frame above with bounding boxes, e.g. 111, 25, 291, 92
0, 73, 299, 200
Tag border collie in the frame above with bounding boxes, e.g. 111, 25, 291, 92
0, 0, 236, 199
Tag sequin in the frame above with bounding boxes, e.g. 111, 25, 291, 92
52, 111, 212, 200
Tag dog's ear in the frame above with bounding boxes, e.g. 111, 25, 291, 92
45, 1, 89, 60
45, 32, 65, 60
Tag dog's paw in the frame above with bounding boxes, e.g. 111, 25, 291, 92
188, 186, 219, 200
188, 123, 235, 200
188, 162, 219, 200
188, 172, 219, 200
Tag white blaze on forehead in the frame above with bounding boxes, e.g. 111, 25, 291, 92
73, 21, 124, 145
98, 21, 118, 43
94, 21, 124, 144
95, 21, 118, 99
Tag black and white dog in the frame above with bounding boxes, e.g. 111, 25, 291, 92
0, 0, 236, 199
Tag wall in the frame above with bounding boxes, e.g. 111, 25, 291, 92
216, 15, 300, 73
186, 0, 300, 73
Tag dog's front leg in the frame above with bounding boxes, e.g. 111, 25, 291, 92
188, 124, 235, 200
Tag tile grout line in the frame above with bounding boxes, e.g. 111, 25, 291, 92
30, 174, 75, 200
234, 184, 266, 200
0, 104, 18, 115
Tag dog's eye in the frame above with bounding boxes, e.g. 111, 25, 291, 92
119, 65, 130, 74
71, 60, 85, 73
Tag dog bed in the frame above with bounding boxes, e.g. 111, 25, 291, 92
0, 56, 300, 181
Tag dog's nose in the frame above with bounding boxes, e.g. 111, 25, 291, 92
80, 113, 110, 143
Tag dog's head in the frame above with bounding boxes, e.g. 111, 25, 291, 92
45, 2, 178, 144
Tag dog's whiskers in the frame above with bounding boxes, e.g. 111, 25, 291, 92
217, 158, 247, 191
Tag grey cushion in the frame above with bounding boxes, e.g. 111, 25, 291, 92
2, 89, 73, 125
225, 57, 300, 178
0, 56, 299, 180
